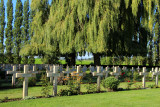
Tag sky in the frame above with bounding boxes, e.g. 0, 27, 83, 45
2, 0, 93, 59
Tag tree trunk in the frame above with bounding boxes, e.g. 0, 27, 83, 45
66, 53, 76, 67
93, 53, 100, 66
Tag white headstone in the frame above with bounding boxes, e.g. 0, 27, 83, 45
103, 66, 110, 78
82, 65, 88, 73
59, 65, 64, 72
150, 68, 155, 80
122, 66, 127, 71
110, 66, 121, 79
62, 66, 71, 77
70, 66, 77, 72
139, 67, 148, 88
89, 66, 96, 73
16, 65, 36, 99
47, 66, 64, 96
152, 67, 160, 86
137, 66, 140, 73
92, 66, 105, 92
7, 65, 21, 86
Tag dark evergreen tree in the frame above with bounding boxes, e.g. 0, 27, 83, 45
0, 0, 5, 63
21, 0, 29, 64
5, 0, 13, 63
13, 0, 23, 64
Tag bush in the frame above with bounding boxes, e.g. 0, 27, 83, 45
102, 77, 120, 91
58, 89, 78, 96
28, 77, 36, 86
148, 84, 157, 88
40, 74, 51, 97
16, 77, 37, 87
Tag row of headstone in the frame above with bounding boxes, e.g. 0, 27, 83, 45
1, 64, 51, 71
6, 65, 160, 99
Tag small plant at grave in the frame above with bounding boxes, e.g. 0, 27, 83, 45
84, 75, 97, 93
119, 69, 132, 82
40, 74, 51, 97
58, 89, 77, 96
3, 96, 8, 100
28, 77, 37, 86
58, 76, 69, 85
0, 99, 3, 103
23, 96, 37, 100
85, 83, 97, 93
133, 81, 141, 90
148, 84, 157, 89
67, 71, 83, 95
102, 77, 120, 91
125, 78, 134, 90
133, 71, 140, 81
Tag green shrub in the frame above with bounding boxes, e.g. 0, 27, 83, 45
40, 74, 51, 97
85, 83, 97, 93
102, 77, 120, 91
58, 89, 78, 96
133, 72, 140, 81
148, 84, 157, 88
16, 77, 36, 87
84, 75, 97, 93
28, 77, 36, 86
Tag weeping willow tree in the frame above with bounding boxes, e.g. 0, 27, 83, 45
153, 0, 160, 65
42, 0, 91, 66
20, 0, 159, 65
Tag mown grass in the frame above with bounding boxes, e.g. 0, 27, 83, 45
0, 88, 160, 107
35, 59, 93, 65
34, 58, 43, 64
0, 81, 158, 99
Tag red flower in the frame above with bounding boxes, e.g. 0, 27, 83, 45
128, 81, 130, 82
121, 72, 125, 76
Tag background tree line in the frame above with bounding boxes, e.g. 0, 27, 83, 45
0, 0, 160, 66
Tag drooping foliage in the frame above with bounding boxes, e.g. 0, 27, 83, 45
19, 0, 160, 65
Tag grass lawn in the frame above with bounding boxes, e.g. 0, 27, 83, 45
34, 58, 43, 64
34, 59, 93, 65
0, 81, 158, 99
0, 81, 160, 106
0, 88, 160, 107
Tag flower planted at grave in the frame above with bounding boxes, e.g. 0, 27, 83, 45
126, 79, 134, 90
102, 77, 120, 92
